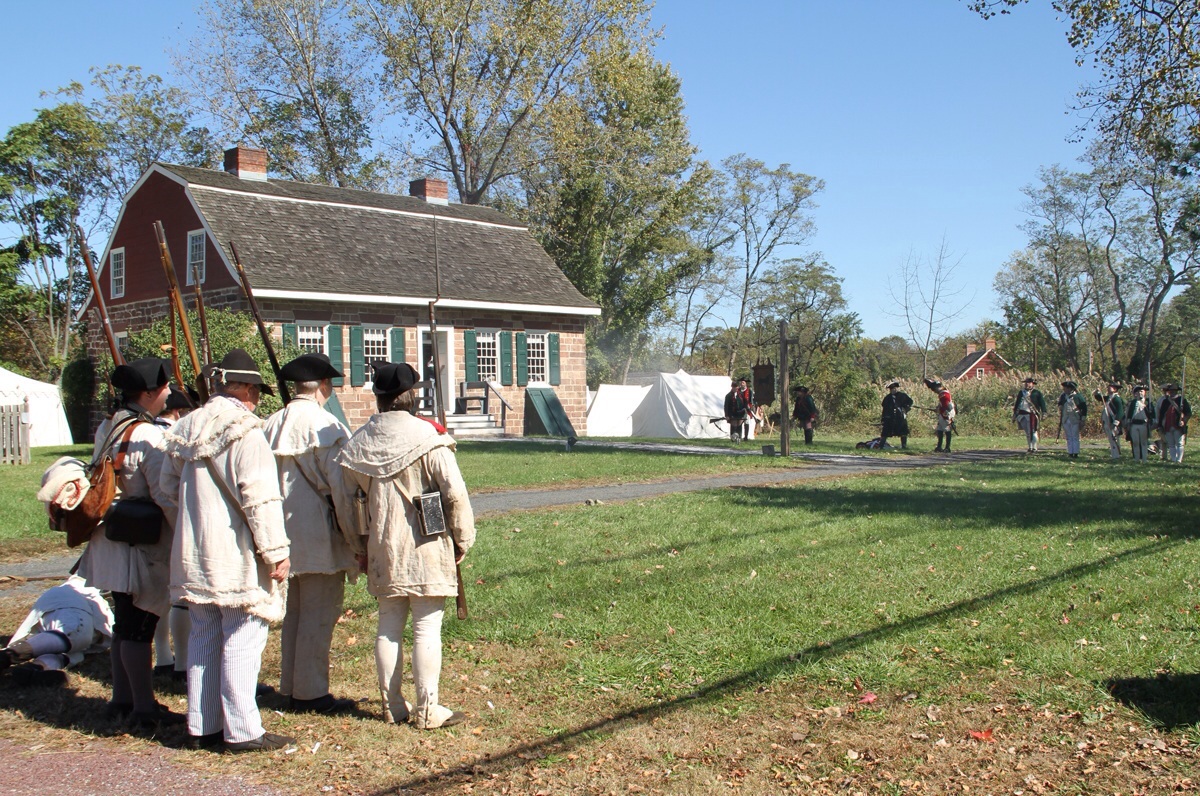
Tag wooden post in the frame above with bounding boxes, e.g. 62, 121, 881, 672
779, 320, 790, 457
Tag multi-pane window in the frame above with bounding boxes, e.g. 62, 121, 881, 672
115, 332, 129, 356
186, 230, 206, 285
475, 331, 498, 382
976, 367, 985, 379
362, 327, 389, 385
110, 249, 125, 298
526, 332, 547, 384
297, 324, 326, 354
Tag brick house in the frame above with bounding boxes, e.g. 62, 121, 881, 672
945, 337, 1011, 381
82, 147, 600, 434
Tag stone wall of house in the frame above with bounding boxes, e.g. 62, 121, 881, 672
87, 293, 590, 437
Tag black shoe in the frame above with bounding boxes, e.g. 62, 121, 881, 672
186, 731, 224, 750
106, 701, 134, 719
289, 694, 355, 714
224, 732, 295, 753
255, 683, 276, 699
11, 664, 67, 688
934, 447, 943, 453
0, 649, 14, 669
131, 703, 187, 727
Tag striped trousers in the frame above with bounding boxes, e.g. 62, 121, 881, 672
187, 603, 268, 743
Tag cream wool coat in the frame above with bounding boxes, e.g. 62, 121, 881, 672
262, 396, 356, 577
334, 412, 475, 598
78, 411, 176, 619
160, 397, 290, 622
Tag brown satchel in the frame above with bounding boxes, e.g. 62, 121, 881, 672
53, 418, 142, 548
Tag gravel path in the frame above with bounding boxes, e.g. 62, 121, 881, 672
0, 443, 1020, 795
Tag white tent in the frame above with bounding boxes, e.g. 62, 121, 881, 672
630, 369, 731, 439
585, 384, 651, 437
0, 366, 74, 446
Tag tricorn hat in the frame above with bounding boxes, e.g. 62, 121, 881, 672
923, 377, 943, 391
204, 349, 274, 395
371, 361, 420, 395
886, 381, 900, 389
111, 358, 170, 394
1061, 380, 1077, 390
163, 383, 197, 412
1162, 383, 1180, 391
1107, 381, 1121, 390
794, 384, 809, 393
1022, 377, 1038, 385
280, 352, 343, 382
1133, 384, 1147, 392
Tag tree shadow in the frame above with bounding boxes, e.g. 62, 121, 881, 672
370, 537, 1177, 794
1105, 673, 1200, 730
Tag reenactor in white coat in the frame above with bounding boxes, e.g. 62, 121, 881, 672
262, 353, 358, 714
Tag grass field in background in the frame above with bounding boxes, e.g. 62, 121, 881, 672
0, 444, 1197, 792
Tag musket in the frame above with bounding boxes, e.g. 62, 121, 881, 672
154, 221, 208, 402
455, 563, 468, 620
163, 299, 186, 389
228, 241, 291, 404
75, 224, 124, 366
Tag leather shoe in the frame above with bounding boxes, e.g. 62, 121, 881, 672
186, 731, 223, 750
289, 694, 355, 714
11, 664, 67, 688
224, 732, 295, 753
131, 703, 187, 727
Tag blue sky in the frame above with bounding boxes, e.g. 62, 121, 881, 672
0, 1, 1092, 340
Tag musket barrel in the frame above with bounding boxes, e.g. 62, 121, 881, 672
76, 224, 124, 366
229, 241, 291, 404
154, 221, 209, 402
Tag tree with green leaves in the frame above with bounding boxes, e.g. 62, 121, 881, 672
519, 51, 711, 384
180, 0, 385, 189
715, 154, 822, 377
0, 102, 107, 381
359, 0, 655, 204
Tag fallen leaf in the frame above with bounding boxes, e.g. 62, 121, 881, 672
858, 692, 877, 704
346, 635, 357, 646
969, 729, 995, 742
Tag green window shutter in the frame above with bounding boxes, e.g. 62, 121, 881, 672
499, 330, 513, 386
282, 323, 297, 348
327, 325, 344, 386
389, 327, 405, 363
349, 326, 365, 387
464, 330, 478, 382
516, 331, 528, 387
548, 333, 560, 385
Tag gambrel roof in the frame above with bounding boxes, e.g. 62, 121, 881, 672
146, 163, 600, 315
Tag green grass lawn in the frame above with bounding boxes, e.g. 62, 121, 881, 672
0, 445, 91, 545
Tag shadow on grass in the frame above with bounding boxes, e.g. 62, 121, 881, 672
371, 537, 1178, 794
1106, 673, 1200, 730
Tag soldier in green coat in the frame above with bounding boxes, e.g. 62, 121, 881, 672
1093, 382, 1125, 460
1125, 384, 1155, 462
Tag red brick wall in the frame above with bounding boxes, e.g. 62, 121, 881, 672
87, 293, 590, 437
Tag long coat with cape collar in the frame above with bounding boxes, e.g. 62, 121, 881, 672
262, 395, 356, 576
159, 396, 290, 622
333, 411, 475, 599
78, 406, 176, 619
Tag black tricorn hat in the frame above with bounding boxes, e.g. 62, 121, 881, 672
164, 383, 197, 412
794, 384, 809, 393
1022, 377, 1038, 384
1133, 384, 1147, 391
1107, 381, 1122, 389
1162, 383, 1180, 391
111, 358, 170, 393
886, 381, 900, 389
371, 361, 420, 395
923, 377, 942, 391
204, 348, 274, 395
1061, 380, 1077, 389
280, 352, 343, 382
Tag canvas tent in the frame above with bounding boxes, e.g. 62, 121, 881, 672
585, 384, 651, 437
0, 366, 74, 446
630, 370, 731, 439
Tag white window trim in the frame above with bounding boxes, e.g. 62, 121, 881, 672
361, 325, 391, 387
473, 329, 500, 383
524, 331, 550, 387
109, 248, 125, 299
185, 230, 206, 286
976, 367, 985, 379
114, 331, 129, 354
296, 321, 328, 355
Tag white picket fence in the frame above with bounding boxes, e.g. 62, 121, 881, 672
0, 403, 30, 465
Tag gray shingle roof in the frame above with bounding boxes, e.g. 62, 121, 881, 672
160, 164, 598, 311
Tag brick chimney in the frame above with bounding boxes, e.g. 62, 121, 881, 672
965, 343, 977, 355
223, 146, 268, 182
985, 337, 996, 351
409, 178, 449, 206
